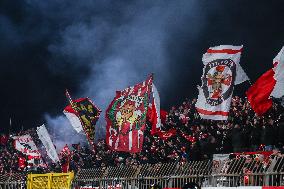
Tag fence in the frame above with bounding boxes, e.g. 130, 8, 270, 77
0, 155, 283, 188
72, 173, 284, 189
72, 156, 284, 188
0, 173, 25, 189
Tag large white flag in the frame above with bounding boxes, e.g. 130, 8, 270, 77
37, 125, 59, 163
271, 46, 284, 99
195, 45, 249, 120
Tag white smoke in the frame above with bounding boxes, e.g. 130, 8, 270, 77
43, 0, 206, 144
44, 114, 87, 151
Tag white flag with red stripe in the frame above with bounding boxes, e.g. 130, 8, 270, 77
196, 45, 249, 120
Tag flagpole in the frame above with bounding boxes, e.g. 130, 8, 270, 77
65, 89, 75, 108
9, 117, 12, 135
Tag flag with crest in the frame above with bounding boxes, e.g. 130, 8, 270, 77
106, 75, 153, 153
195, 45, 249, 120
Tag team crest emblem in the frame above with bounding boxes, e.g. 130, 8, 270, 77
108, 94, 147, 133
202, 59, 236, 106
115, 96, 143, 129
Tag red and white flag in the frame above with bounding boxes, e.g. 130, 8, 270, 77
246, 46, 284, 115
13, 134, 42, 164
195, 45, 249, 120
106, 75, 153, 153
150, 83, 161, 135
63, 101, 83, 133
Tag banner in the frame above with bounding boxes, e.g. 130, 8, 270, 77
27, 172, 74, 189
13, 134, 41, 164
106, 75, 153, 153
36, 124, 59, 163
195, 45, 248, 120
64, 96, 101, 146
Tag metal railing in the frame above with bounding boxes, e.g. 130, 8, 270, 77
72, 158, 284, 188
0, 156, 283, 188
72, 173, 284, 188
0, 173, 25, 189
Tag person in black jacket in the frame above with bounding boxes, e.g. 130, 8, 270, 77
231, 124, 244, 152
249, 119, 261, 151
261, 118, 275, 151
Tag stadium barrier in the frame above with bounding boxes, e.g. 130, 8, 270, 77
203, 187, 284, 189
0, 173, 25, 189
72, 173, 284, 188
0, 157, 283, 188
72, 158, 284, 188
27, 172, 74, 189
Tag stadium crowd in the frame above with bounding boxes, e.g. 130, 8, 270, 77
0, 96, 284, 174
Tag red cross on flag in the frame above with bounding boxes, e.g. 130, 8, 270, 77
195, 45, 249, 120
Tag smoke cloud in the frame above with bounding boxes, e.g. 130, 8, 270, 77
44, 114, 87, 152
42, 0, 209, 144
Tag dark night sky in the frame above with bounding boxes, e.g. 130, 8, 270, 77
0, 0, 284, 133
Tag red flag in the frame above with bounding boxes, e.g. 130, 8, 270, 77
246, 69, 276, 116
106, 75, 153, 153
